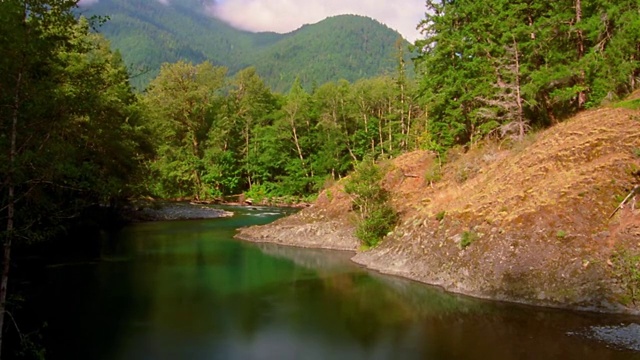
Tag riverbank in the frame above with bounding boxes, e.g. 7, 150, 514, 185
124, 201, 234, 222
236, 105, 640, 315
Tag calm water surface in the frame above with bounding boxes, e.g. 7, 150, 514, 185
29, 206, 640, 359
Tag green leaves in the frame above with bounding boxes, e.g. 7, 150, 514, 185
414, 0, 640, 147
142, 61, 227, 199
344, 158, 397, 247
0, 0, 149, 243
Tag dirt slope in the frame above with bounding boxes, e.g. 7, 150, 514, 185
237, 105, 640, 313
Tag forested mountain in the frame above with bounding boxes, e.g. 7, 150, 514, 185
79, 0, 409, 91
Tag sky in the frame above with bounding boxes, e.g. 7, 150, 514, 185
78, 0, 426, 42
206, 0, 426, 42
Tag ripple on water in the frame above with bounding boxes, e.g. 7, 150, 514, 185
569, 323, 640, 352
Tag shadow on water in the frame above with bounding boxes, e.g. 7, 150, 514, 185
13, 206, 640, 360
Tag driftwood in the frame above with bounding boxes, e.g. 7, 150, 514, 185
609, 185, 640, 219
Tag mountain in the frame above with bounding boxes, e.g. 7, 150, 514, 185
79, 0, 411, 91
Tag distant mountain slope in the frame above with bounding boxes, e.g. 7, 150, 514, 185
254, 15, 404, 92
79, 0, 410, 91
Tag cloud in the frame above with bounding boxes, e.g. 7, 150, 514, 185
78, 0, 100, 6
78, 0, 171, 7
206, 0, 425, 42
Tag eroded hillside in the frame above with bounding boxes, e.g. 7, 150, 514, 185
237, 105, 640, 313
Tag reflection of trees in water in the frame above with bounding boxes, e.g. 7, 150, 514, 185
36, 220, 639, 360
255, 242, 355, 273
253, 242, 485, 348
252, 242, 640, 360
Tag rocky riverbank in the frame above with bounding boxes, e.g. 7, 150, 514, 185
124, 201, 233, 222
236, 106, 640, 315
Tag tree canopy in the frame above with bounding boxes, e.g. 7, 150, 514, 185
413, 0, 640, 147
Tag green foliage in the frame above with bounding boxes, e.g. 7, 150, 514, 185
556, 230, 568, 239
355, 205, 398, 248
435, 211, 446, 221
344, 159, 398, 247
142, 60, 227, 199
136, 54, 426, 200
610, 248, 640, 305
424, 163, 442, 184
81, 0, 411, 92
460, 231, 478, 249
414, 0, 640, 149
244, 183, 272, 204
634, 148, 640, 158
0, 3, 151, 355
1, 1, 149, 241
615, 98, 640, 110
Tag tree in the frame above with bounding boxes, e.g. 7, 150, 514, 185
344, 158, 397, 248
0, 1, 147, 356
205, 67, 278, 194
414, 0, 640, 150
142, 61, 227, 199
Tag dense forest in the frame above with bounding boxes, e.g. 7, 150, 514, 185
79, 0, 410, 91
1, 0, 639, 357
141, 61, 418, 200
414, 0, 640, 149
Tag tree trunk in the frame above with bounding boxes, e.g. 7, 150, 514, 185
0, 69, 22, 358
575, 0, 587, 108
378, 108, 384, 155
191, 136, 203, 200
290, 116, 309, 177
512, 37, 526, 140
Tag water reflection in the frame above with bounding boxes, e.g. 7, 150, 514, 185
27, 209, 640, 360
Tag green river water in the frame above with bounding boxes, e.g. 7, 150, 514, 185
24, 206, 640, 359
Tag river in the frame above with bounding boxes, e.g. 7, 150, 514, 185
21, 206, 640, 359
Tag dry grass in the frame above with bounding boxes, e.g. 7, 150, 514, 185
381, 108, 640, 241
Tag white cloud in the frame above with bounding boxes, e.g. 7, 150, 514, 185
206, 0, 425, 42
78, 0, 100, 6
78, 0, 171, 7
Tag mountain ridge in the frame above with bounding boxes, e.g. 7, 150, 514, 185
80, 0, 411, 91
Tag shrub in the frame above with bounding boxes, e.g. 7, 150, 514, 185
435, 211, 446, 221
424, 163, 442, 184
556, 230, 567, 239
345, 158, 398, 248
244, 183, 272, 203
355, 205, 398, 248
460, 231, 477, 249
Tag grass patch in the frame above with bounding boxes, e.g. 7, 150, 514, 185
556, 230, 568, 239
435, 211, 446, 221
610, 248, 640, 305
424, 163, 442, 184
615, 98, 640, 110
460, 231, 478, 249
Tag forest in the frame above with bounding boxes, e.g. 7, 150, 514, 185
0, 0, 639, 357
80, 0, 409, 91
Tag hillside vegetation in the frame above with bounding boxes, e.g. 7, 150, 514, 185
237, 101, 640, 312
2, 5, 640, 355
80, 0, 409, 91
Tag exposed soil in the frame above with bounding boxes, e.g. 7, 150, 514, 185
236, 103, 640, 314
